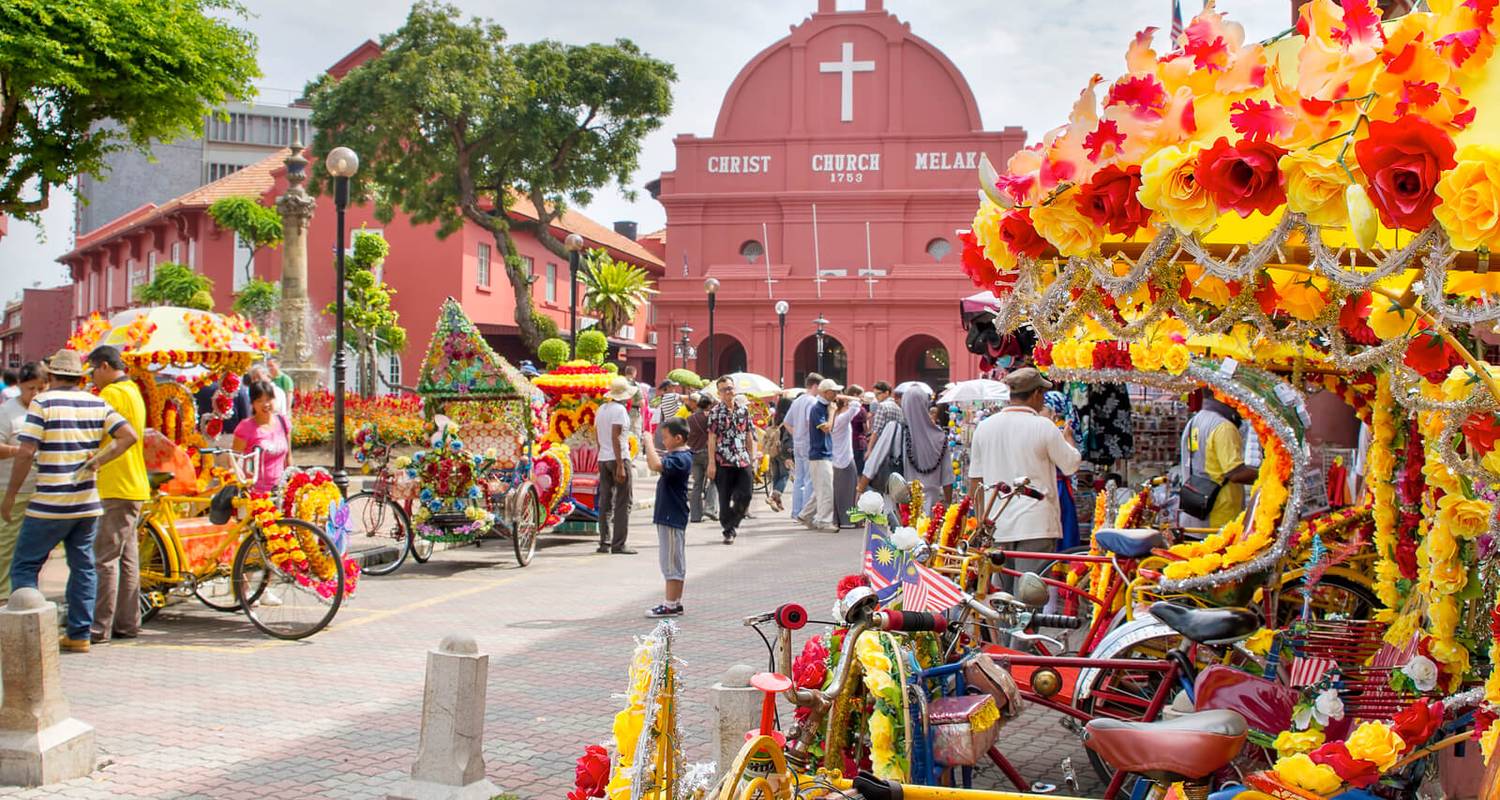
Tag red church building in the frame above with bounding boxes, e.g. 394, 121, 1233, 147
650, 0, 1026, 388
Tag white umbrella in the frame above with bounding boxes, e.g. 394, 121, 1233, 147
724, 371, 781, 397
938, 379, 1009, 405
895, 380, 933, 397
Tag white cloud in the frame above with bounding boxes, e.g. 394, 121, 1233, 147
0, 0, 1293, 303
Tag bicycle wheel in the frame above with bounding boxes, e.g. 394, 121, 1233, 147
193, 573, 242, 612
408, 500, 435, 563
1273, 573, 1378, 629
234, 519, 345, 640
138, 522, 172, 624
511, 485, 544, 567
345, 490, 411, 576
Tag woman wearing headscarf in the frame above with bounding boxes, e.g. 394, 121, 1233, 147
857, 384, 950, 508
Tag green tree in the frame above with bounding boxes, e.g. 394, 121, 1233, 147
207, 196, 282, 287
232, 278, 279, 329
302, 1, 674, 352
0, 0, 259, 222
579, 248, 655, 339
135, 262, 213, 309
576, 329, 608, 365
325, 229, 406, 394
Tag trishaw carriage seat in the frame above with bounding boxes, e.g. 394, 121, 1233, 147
147, 471, 175, 491
1093, 528, 1163, 558
1084, 709, 1247, 781
1149, 601, 1261, 646
208, 484, 240, 526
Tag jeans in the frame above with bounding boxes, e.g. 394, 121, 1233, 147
770, 455, 789, 494
11, 514, 99, 640
689, 449, 718, 522
715, 464, 754, 537
789, 450, 812, 518
597, 460, 632, 551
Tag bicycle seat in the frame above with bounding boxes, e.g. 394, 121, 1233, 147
208, 484, 240, 525
1093, 528, 1163, 558
1150, 602, 1260, 646
1084, 709, 1247, 781
147, 471, 174, 491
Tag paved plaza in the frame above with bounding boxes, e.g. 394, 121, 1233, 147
14, 494, 1102, 799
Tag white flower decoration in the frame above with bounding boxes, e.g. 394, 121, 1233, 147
856, 491, 884, 515
890, 526, 922, 551
1403, 654, 1439, 692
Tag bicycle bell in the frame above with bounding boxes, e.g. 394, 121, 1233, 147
834, 585, 879, 626
886, 473, 911, 504
1015, 572, 1050, 608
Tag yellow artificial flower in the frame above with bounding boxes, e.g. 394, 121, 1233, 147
1139, 143, 1218, 233
1274, 729, 1326, 758
1031, 193, 1102, 258
1434, 145, 1500, 252
869, 708, 895, 755
1281, 150, 1354, 227
1273, 273, 1329, 321
1438, 493, 1491, 540
1129, 341, 1163, 371
865, 666, 897, 699
1183, 263, 1232, 307
1430, 555, 1467, 595
1346, 184, 1379, 250
1426, 524, 1459, 563
1345, 721, 1405, 771
1429, 597, 1462, 640
1482, 721, 1500, 761
1160, 344, 1192, 375
1367, 295, 1420, 340
972, 198, 1018, 270
1244, 628, 1276, 656
1274, 753, 1344, 796
1483, 448, 1500, 478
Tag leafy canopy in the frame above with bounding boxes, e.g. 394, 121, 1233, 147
136, 262, 213, 309
303, 1, 674, 351
232, 278, 279, 327
0, 0, 259, 221
207, 196, 283, 285
580, 248, 655, 339
325, 229, 406, 354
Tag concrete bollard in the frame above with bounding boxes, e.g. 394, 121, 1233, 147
387, 634, 500, 800
0, 588, 96, 786
710, 664, 762, 778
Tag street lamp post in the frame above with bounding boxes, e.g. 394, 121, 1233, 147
565, 233, 586, 356
326, 146, 359, 497
676, 324, 695, 373
814, 314, 829, 378
775, 300, 789, 387
704, 278, 720, 379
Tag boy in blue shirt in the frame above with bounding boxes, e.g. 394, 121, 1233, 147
644, 417, 692, 618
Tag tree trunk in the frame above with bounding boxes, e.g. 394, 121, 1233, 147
490, 225, 544, 353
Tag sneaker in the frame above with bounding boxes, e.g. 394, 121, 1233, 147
258, 590, 283, 608
722, 533, 735, 545
59, 637, 90, 653
612, 547, 639, 555
647, 603, 683, 618
596, 545, 611, 554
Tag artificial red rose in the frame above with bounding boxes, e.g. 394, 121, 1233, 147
999, 209, 1048, 259
1310, 740, 1383, 788
1354, 118, 1457, 232
1195, 137, 1288, 217
1077, 164, 1150, 237
1338, 294, 1380, 346
1463, 413, 1500, 457
221, 373, 241, 392
1392, 700, 1443, 748
958, 231, 1002, 291
1254, 278, 1280, 317
1395, 535, 1418, 580
568, 744, 611, 800
793, 636, 830, 689
1033, 342, 1054, 368
1403, 329, 1460, 382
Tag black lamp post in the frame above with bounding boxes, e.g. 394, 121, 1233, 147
676, 324, 695, 372
326, 145, 359, 497
704, 277, 720, 379
814, 313, 829, 378
775, 300, 789, 387
565, 233, 585, 356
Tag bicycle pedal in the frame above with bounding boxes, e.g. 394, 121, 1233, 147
1058, 716, 1085, 738
1030, 782, 1057, 794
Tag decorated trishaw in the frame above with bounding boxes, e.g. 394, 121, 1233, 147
66, 307, 352, 639
583, 2, 1500, 798
531, 330, 632, 528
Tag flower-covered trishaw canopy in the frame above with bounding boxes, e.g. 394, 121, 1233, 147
399, 298, 556, 565
954, 0, 1500, 795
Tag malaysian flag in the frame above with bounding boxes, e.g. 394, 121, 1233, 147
899, 558, 966, 613
1170, 0, 1184, 46
862, 528, 903, 603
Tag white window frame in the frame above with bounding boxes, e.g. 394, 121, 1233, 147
106, 266, 115, 309
545, 262, 557, 302
477, 243, 491, 287
232, 233, 254, 290
171, 242, 181, 264
147, 251, 157, 284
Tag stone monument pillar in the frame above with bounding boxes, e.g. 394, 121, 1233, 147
387, 634, 500, 800
275, 140, 322, 391
0, 589, 96, 786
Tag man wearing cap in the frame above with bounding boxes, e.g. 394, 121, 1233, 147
594, 377, 638, 555
796, 378, 841, 531
1, 350, 139, 653
968, 368, 1081, 586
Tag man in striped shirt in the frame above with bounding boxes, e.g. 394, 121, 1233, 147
1, 350, 138, 653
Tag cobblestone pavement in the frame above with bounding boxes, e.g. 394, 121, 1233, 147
11, 493, 1103, 799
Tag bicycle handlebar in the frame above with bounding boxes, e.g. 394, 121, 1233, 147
1029, 612, 1085, 629
872, 610, 948, 633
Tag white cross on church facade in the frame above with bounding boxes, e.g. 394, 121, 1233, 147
819, 42, 875, 122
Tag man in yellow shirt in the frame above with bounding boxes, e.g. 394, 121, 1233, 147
1180, 394, 1258, 529
87, 346, 150, 643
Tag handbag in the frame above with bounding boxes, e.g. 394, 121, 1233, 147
1178, 473, 1222, 520
870, 422, 904, 495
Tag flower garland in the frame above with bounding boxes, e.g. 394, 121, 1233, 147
1162, 442, 1289, 581
603, 622, 683, 800
936, 497, 970, 550
244, 491, 345, 599
1369, 374, 1406, 620
403, 427, 497, 542
67, 313, 111, 353
1413, 407, 1472, 689
856, 631, 908, 781
183, 311, 232, 351
1270, 700, 1443, 795
119, 312, 157, 352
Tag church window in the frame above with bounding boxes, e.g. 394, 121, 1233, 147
925, 237, 951, 262
739, 240, 764, 264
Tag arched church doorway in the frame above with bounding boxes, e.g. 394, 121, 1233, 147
895, 335, 949, 388
697, 334, 747, 378
793, 334, 847, 387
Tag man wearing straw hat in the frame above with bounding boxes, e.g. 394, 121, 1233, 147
594, 376, 638, 555
1, 349, 139, 653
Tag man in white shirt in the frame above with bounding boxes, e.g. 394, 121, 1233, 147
782, 373, 823, 520
594, 377, 638, 555
967, 368, 1081, 587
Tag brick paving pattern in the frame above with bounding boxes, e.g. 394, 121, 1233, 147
6, 494, 1103, 798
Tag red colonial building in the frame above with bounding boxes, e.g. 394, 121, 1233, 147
651, 0, 1026, 388
56, 150, 663, 387
0, 285, 73, 369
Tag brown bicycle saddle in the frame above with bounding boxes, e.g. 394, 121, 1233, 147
1083, 709, 1247, 781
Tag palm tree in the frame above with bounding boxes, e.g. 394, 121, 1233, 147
579, 249, 657, 338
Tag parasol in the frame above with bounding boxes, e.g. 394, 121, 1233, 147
895, 381, 933, 397
938, 379, 1009, 405
95, 307, 271, 356
723, 371, 781, 397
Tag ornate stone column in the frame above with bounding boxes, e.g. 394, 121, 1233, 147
275, 141, 321, 391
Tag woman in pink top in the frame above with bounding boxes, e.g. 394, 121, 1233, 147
232, 380, 292, 493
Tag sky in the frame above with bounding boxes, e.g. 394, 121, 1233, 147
0, 0, 1291, 305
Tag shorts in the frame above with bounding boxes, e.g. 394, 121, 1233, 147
656, 524, 686, 582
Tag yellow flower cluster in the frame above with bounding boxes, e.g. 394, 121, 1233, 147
1273, 728, 1325, 758
1368, 376, 1403, 621
1030, 193, 1101, 258
1048, 339, 1104, 370
1414, 409, 1471, 688
606, 642, 652, 800
856, 631, 905, 781
1162, 445, 1289, 580
1126, 339, 1192, 375
1273, 753, 1343, 796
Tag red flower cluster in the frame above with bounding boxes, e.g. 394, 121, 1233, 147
999, 209, 1048, 259
1354, 118, 1457, 231
568, 744, 610, 800
1091, 341, 1133, 370
1195, 137, 1288, 218
1463, 413, 1500, 458
958, 230, 1003, 291
1403, 329, 1460, 382
1078, 164, 1149, 236
1032, 342, 1054, 368
793, 636, 830, 690
836, 573, 867, 599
